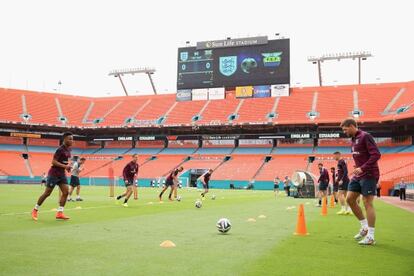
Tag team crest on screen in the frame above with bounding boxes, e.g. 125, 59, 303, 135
180, 52, 188, 62
262, 52, 282, 67
219, 56, 237, 76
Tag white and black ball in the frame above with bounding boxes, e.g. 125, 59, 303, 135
195, 200, 202, 208
216, 218, 231, 233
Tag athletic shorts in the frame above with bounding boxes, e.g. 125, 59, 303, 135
124, 179, 134, 187
46, 175, 68, 188
333, 184, 339, 192
165, 179, 174, 186
41, 180, 46, 184
274, 184, 279, 189
348, 178, 378, 196
70, 176, 80, 187
319, 182, 328, 191
203, 182, 209, 189
338, 180, 349, 191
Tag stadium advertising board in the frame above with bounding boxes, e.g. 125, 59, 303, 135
176, 89, 192, 101
208, 87, 225, 100
192, 88, 209, 100
271, 84, 290, 97
177, 38, 290, 89
253, 85, 271, 98
235, 86, 253, 98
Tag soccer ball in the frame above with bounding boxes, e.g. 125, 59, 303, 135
211, 195, 216, 200
176, 196, 182, 202
216, 218, 231, 233
195, 200, 202, 208
241, 58, 257, 74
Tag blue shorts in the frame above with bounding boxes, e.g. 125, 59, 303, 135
319, 182, 328, 191
348, 178, 378, 196
124, 179, 134, 187
46, 175, 68, 188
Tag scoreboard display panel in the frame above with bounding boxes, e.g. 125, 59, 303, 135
177, 38, 290, 89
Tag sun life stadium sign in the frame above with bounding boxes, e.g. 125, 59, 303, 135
196, 36, 268, 50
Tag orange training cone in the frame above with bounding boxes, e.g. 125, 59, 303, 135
294, 204, 309, 236
321, 196, 328, 216
329, 195, 335, 208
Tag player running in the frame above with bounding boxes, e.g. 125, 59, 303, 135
68, 157, 86, 202
116, 154, 139, 207
159, 166, 183, 202
31, 132, 73, 221
341, 118, 381, 245
200, 169, 213, 199
317, 163, 329, 207
334, 151, 351, 215
274, 177, 281, 196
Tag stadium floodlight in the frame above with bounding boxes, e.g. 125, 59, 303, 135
108, 67, 157, 96
308, 51, 372, 86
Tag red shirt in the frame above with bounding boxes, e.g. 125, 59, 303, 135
122, 161, 139, 180
48, 145, 71, 177
351, 130, 381, 180
318, 168, 329, 183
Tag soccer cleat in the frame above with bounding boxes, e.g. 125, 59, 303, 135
354, 228, 368, 240
123, 203, 128, 207
358, 236, 376, 245
56, 212, 70, 220
345, 210, 352, 215
31, 209, 38, 221
336, 210, 345, 215
76, 198, 83, 201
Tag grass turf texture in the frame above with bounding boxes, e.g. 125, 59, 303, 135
0, 185, 413, 276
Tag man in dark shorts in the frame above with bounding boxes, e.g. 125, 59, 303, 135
334, 151, 351, 215
31, 132, 73, 221
331, 167, 338, 204
116, 154, 139, 207
200, 169, 213, 199
317, 163, 329, 206
68, 157, 86, 202
342, 118, 381, 245
159, 166, 183, 202
40, 173, 47, 187
274, 177, 280, 196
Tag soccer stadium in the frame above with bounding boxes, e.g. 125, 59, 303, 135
0, 1, 413, 275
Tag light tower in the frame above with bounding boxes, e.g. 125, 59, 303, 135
108, 67, 157, 96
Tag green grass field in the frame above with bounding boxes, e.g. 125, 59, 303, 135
0, 185, 413, 276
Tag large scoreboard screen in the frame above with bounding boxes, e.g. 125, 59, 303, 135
177, 38, 290, 89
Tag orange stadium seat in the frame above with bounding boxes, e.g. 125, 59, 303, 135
211, 155, 264, 181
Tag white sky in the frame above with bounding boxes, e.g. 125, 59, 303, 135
0, 0, 412, 97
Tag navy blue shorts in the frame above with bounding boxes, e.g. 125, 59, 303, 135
46, 175, 68, 188
338, 179, 349, 191
166, 179, 174, 186
124, 179, 134, 187
319, 182, 328, 191
70, 176, 80, 187
348, 178, 378, 196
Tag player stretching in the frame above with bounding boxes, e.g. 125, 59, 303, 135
68, 157, 86, 202
31, 132, 73, 221
159, 166, 183, 201
341, 118, 381, 245
200, 169, 213, 199
116, 154, 139, 207
334, 151, 351, 215
317, 163, 329, 206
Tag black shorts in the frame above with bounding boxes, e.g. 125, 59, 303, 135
46, 175, 68, 188
166, 179, 174, 186
338, 180, 349, 191
124, 179, 134, 187
274, 184, 279, 189
70, 176, 80, 187
319, 182, 328, 191
348, 178, 378, 196
41, 180, 46, 184
203, 182, 209, 189
333, 185, 339, 192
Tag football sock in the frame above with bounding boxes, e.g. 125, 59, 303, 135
124, 199, 128, 204
368, 227, 375, 239
34, 204, 40, 210
57, 206, 64, 212
318, 199, 321, 205
116, 195, 123, 200
360, 219, 368, 229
